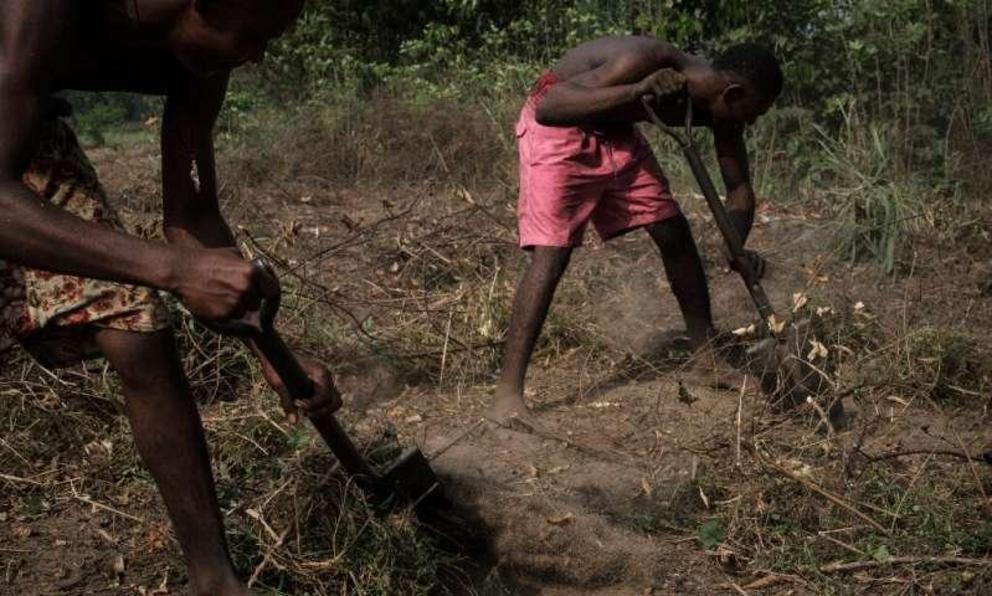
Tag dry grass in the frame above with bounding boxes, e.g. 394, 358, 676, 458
2, 92, 992, 594
0, 324, 482, 594
220, 94, 518, 191
217, 95, 992, 593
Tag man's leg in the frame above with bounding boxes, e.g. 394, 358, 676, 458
94, 328, 245, 596
489, 246, 572, 422
646, 215, 744, 388
646, 214, 715, 345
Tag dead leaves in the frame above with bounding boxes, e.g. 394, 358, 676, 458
732, 323, 757, 337
807, 340, 829, 361
546, 513, 575, 527
678, 382, 699, 407
767, 314, 787, 335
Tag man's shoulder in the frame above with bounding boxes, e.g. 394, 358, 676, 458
582, 35, 671, 56
599, 36, 678, 71
557, 36, 670, 77
1, 0, 69, 75
1, 0, 155, 91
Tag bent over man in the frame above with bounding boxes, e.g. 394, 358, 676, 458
490, 37, 783, 422
1, 2, 339, 594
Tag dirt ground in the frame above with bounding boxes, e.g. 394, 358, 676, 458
2, 139, 991, 595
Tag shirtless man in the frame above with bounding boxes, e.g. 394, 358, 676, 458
489, 38, 782, 422
1, 2, 340, 594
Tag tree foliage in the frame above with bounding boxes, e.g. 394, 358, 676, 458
261, 1, 990, 135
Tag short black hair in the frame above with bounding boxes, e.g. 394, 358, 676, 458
195, 0, 304, 31
713, 43, 784, 99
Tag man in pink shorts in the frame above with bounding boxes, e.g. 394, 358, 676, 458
489, 37, 782, 422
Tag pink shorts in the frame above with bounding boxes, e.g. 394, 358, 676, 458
515, 72, 681, 249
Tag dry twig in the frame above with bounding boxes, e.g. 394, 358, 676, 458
820, 556, 992, 573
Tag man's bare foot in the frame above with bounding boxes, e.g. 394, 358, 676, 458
192, 583, 247, 596
686, 342, 747, 391
485, 388, 531, 426
190, 572, 247, 596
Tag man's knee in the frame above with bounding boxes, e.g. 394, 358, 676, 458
529, 246, 572, 277
647, 214, 694, 254
96, 328, 184, 393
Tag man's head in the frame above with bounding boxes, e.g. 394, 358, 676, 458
165, 0, 305, 75
708, 43, 783, 125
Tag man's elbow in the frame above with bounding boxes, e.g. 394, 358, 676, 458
725, 187, 756, 213
534, 104, 557, 126
0, 176, 24, 204
534, 98, 571, 127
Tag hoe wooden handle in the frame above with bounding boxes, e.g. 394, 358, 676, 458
640, 96, 777, 322
209, 260, 380, 485
253, 325, 379, 484
677, 145, 776, 322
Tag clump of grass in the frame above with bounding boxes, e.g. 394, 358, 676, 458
853, 466, 992, 556
674, 282, 992, 592
815, 122, 923, 275
834, 322, 992, 405
787, 295, 990, 406
710, 453, 992, 593
219, 92, 516, 192
212, 416, 474, 595
896, 327, 991, 402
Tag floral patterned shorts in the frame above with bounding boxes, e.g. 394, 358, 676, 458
0, 117, 170, 367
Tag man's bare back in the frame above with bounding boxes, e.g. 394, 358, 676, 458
552, 36, 670, 79
538, 36, 716, 128
22, 0, 293, 90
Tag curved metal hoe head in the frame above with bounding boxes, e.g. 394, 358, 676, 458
381, 447, 453, 513
739, 321, 847, 430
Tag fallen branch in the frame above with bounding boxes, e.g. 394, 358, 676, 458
821, 556, 992, 573
752, 448, 890, 533
0, 473, 44, 486
72, 493, 144, 524
738, 572, 805, 590
428, 418, 485, 461
506, 416, 632, 466
735, 376, 746, 467
247, 527, 290, 588
860, 448, 986, 464
954, 430, 992, 516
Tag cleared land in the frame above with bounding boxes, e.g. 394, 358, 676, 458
1, 106, 990, 595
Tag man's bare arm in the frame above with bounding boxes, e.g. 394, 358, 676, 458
714, 126, 756, 243
161, 72, 342, 416
0, 0, 182, 289
162, 73, 237, 249
535, 44, 686, 127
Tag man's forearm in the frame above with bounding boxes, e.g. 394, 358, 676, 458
536, 82, 644, 127
0, 181, 179, 289
725, 188, 756, 244
164, 210, 237, 250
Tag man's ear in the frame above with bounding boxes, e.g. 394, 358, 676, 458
721, 83, 748, 108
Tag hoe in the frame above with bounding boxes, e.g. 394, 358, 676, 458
642, 95, 843, 425
215, 261, 450, 514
